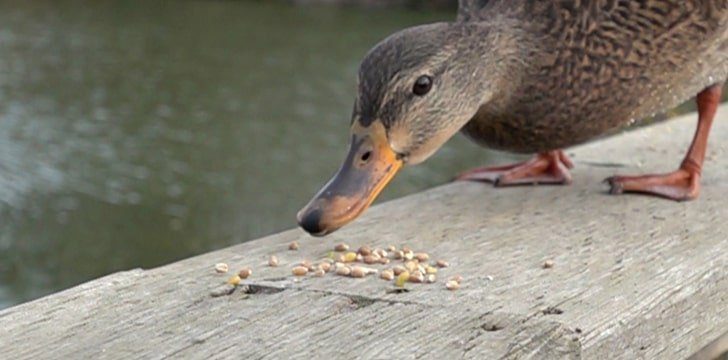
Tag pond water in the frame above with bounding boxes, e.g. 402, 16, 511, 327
0, 1, 517, 309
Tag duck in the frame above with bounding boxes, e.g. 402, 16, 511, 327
297, 0, 728, 236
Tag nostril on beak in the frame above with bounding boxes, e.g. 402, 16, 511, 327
297, 208, 324, 235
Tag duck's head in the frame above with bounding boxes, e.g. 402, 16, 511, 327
297, 22, 500, 236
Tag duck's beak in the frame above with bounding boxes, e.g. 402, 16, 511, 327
297, 121, 402, 236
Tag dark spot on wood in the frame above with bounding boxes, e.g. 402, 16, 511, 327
543, 306, 564, 315
242, 284, 285, 295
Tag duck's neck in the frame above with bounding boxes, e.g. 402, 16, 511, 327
450, 18, 534, 108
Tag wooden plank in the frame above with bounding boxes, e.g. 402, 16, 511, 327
1, 106, 727, 359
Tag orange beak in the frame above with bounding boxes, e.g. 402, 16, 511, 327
297, 121, 402, 236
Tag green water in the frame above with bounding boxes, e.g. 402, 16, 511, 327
0, 1, 514, 309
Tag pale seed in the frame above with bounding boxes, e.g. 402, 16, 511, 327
351, 266, 367, 278
393, 251, 404, 260
417, 264, 426, 274
335, 254, 346, 263
405, 260, 418, 273
336, 265, 351, 276
319, 262, 332, 272
451, 275, 463, 284
227, 275, 241, 285
402, 246, 412, 252
238, 267, 252, 279
363, 255, 380, 264
292, 266, 308, 276
415, 253, 430, 262
386, 245, 396, 252
379, 258, 390, 265
374, 248, 387, 258
425, 274, 436, 283
435, 260, 449, 268
409, 271, 424, 283
358, 246, 372, 256
268, 256, 279, 267
334, 243, 350, 252
380, 269, 394, 281
445, 280, 460, 290
393, 265, 406, 276
288, 241, 299, 250
425, 266, 438, 275
313, 268, 325, 277
395, 271, 410, 287
403, 251, 414, 261
214, 263, 229, 274
543, 260, 555, 269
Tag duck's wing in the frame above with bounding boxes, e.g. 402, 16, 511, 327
457, 0, 492, 21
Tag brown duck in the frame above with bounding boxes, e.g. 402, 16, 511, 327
298, 0, 728, 236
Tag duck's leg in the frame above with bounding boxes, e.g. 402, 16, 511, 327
606, 83, 722, 201
456, 150, 574, 186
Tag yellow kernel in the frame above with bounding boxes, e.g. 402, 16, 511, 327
425, 266, 438, 275
395, 271, 410, 287
344, 252, 357, 263
227, 275, 241, 286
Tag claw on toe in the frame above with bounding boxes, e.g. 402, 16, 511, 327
604, 169, 700, 201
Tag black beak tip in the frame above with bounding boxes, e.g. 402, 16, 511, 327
297, 208, 325, 236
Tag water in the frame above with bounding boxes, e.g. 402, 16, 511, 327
0, 1, 515, 309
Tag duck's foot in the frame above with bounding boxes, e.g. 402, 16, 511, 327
605, 165, 700, 201
605, 83, 723, 202
456, 150, 574, 186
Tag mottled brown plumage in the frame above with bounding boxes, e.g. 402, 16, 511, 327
460, 0, 727, 153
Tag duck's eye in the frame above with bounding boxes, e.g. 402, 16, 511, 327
412, 75, 432, 96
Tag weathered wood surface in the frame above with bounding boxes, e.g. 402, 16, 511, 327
1, 107, 727, 360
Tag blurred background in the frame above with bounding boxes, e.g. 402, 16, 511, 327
0, 0, 725, 310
